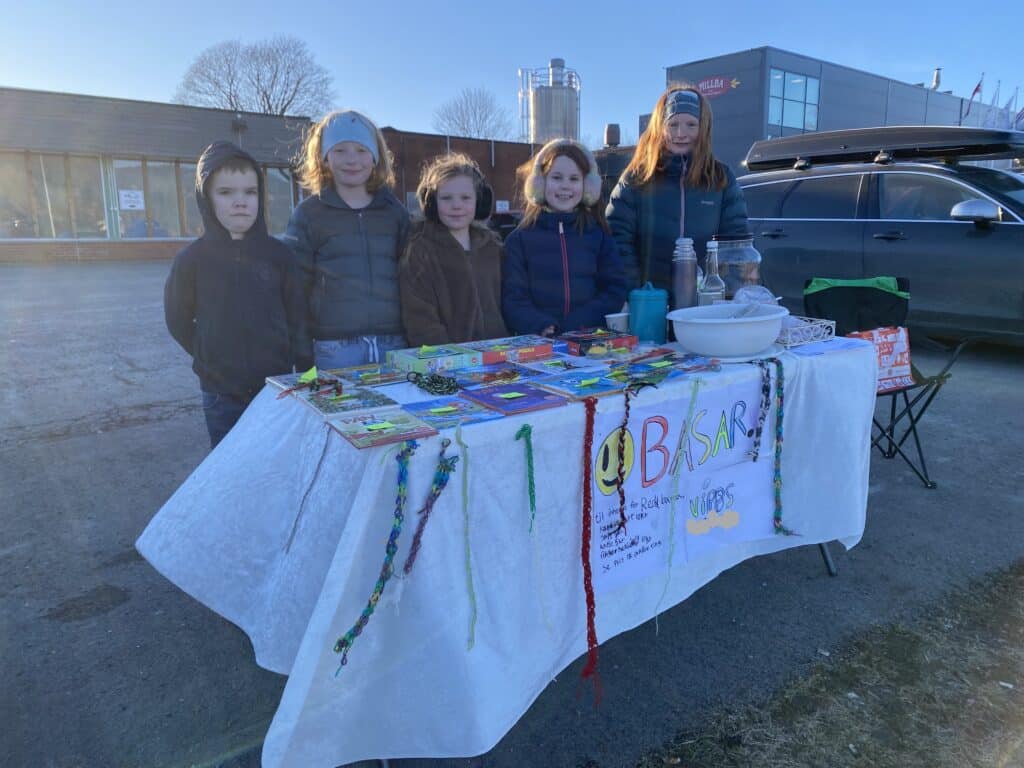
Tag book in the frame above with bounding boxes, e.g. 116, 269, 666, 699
534, 370, 628, 400
387, 344, 483, 374
328, 408, 438, 450
401, 396, 507, 430
450, 362, 543, 390
513, 353, 608, 374
333, 363, 407, 387
303, 386, 397, 417
266, 368, 344, 395
459, 382, 568, 415
458, 335, 554, 364
557, 327, 639, 357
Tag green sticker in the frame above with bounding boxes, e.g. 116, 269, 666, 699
429, 406, 458, 413
365, 421, 394, 431
579, 377, 600, 387
650, 360, 672, 368
498, 391, 526, 399
298, 366, 318, 383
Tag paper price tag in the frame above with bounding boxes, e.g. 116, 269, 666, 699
365, 421, 395, 431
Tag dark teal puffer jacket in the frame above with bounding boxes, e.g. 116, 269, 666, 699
282, 186, 410, 344
606, 154, 749, 290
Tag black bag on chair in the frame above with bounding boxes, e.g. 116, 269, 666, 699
803, 276, 971, 489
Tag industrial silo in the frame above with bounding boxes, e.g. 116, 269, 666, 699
518, 58, 581, 143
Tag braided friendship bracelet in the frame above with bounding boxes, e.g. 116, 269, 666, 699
748, 362, 773, 461
614, 390, 634, 535
515, 424, 538, 532
454, 426, 478, 651
403, 438, 460, 575
406, 371, 459, 395
333, 440, 418, 673
580, 397, 602, 704
754, 358, 796, 537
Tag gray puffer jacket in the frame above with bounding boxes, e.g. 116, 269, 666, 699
283, 186, 410, 344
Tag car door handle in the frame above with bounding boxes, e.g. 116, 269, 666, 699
761, 228, 786, 239
872, 231, 907, 241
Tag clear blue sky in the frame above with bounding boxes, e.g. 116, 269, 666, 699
2, 0, 1021, 145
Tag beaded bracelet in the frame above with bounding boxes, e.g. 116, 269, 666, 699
407, 371, 460, 395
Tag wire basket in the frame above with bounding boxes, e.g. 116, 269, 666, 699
776, 316, 836, 348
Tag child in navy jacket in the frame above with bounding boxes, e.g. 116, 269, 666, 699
502, 139, 628, 336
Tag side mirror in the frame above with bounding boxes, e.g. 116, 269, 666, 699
951, 199, 1001, 225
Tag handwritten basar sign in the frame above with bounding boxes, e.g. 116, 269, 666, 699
847, 326, 914, 393
589, 376, 774, 594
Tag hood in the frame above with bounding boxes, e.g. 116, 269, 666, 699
195, 141, 267, 240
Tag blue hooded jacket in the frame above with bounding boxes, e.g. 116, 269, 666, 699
164, 141, 308, 396
501, 210, 629, 335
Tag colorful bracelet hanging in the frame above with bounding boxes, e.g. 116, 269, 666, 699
580, 396, 602, 704
333, 440, 418, 673
403, 438, 459, 575
753, 358, 796, 537
454, 425, 478, 650
515, 423, 537, 532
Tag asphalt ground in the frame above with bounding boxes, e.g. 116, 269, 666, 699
2, 260, 1022, 768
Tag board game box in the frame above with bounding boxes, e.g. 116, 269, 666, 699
458, 335, 554, 365
328, 408, 438, 449
386, 344, 483, 374
558, 328, 639, 357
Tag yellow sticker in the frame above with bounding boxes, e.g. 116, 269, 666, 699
579, 377, 600, 387
493, 344, 510, 350
298, 366, 318, 383
498, 391, 526, 399
650, 360, 672, 368
419, 345, 438, 354
328, 393, 355, 400
429, 406, 458, 413
365, 421, 394, 431
594, 328, 609, 335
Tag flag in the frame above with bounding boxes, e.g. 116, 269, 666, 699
964, 75, 983, 118
983, 82, 1000, 128
1001, 92, 1017, 130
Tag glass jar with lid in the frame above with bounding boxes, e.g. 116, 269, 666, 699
711, 234, 762, 299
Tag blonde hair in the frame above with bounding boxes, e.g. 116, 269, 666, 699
295, 110, 395, 196
517, 143, 608, 233
416, 152, 487, 226
623, 85, 727, 190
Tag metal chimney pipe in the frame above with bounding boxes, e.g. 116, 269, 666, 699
604, 124, 621, 148
930, 68, 942, 90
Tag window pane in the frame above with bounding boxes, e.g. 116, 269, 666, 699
806, 77, 820, 105
0, 152, 34, 238
769, 69, 785, 98
265, 167, 293, 237
30, 154, 72, 238
784, 72, 806, 101
768, 97, 783, 126
780, 175, 861, 219
741, 183, 786, 218
805, 104, 818, 131
782, 99, 805, 129
114, 159, 146, 238
68, 156, 106, 238
878, 173, 976, 220
146, 162, 181, 237
179, 163, 202, 237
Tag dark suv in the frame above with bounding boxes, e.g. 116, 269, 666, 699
737, 126, 1024, 344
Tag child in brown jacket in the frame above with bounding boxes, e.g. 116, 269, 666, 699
399, 153, 508, 346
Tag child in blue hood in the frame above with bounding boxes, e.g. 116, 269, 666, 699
164, 141, 305, 449
501, 139, 628, 337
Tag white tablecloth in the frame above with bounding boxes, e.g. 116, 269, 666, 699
137, 342, 877, 767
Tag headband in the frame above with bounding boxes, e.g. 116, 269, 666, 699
665, 90, 701, 121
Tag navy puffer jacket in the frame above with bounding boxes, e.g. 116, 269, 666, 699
501, 210, 629, 335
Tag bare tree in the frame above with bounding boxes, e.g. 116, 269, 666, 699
174, 37, 334, 117
433, 87, 515, 140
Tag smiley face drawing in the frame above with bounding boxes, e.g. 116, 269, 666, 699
594, 427, 635, 496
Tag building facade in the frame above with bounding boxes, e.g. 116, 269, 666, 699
645, 46, 1002, 172
0, 87, 535, 262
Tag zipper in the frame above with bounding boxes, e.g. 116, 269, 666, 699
559, 221, 570, 319
359, 211, 371, 286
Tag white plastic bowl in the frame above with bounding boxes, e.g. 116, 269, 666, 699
666, 303, 789, 357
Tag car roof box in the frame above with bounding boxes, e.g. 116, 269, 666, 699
744, 126, 1024, 172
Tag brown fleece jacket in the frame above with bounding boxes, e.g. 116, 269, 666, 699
399, 219, 509, 346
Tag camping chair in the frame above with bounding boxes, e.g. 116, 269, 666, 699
802, 276, 973, 489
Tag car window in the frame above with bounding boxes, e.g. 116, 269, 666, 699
877, 173, 977, 221
740, 182, 787, 218
778, 175, 861, 219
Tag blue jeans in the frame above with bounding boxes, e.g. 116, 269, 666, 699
201, 390, 253, 449
314, 335, 407, 369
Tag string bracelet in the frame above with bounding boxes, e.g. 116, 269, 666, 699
454, 425, 478, 650
407, 371, 459, 395
333, 440, 418, 673
402, 438, 460, 575
580, 397, 602, 704
515, 424, 537, 532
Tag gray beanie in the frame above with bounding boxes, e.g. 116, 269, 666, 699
321, 110, 379, 163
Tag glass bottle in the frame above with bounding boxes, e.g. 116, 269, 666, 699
712, 234, 763, 299
697, 241, 726, 306
670, 237, 698, 309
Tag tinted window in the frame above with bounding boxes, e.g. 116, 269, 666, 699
878, 173, 976, 220
740, 183, 787, 218
779, 175, 861, 219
